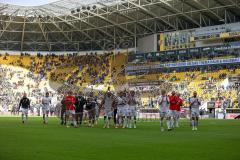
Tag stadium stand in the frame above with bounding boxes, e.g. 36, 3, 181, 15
0, 0, 240, 120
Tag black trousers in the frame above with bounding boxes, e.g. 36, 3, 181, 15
88, 109, 96, 125
113, 108, 118, 124
61, 109, 66, 124
76, 112, 83, 125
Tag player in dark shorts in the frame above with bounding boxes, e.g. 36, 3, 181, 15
75, 91, 86, 126
86, 92, 96, 127
60, 95, 66, 125
19, 93, 31, 124
113, 101, 118, 126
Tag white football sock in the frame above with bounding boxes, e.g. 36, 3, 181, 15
176, 119, 179, 127
167, 120, 170, 129
26, 115, 28, 124
160, 120, 163, 127
46, 115, 48, 123
119, 118, 122, 126
124, 118, 128, 128
170, 119, 174, 128
22, 114, 24, 122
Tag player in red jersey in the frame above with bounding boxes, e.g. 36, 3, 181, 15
65, 91, 77, 128
169, 91, 178, 130
176, 93, 183, 128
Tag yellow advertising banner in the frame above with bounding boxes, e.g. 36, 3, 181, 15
159, 33, 165, 51
220, 32, 229, 38
228, 32, 240, 37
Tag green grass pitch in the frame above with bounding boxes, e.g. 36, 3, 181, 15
0, 117, 239, 160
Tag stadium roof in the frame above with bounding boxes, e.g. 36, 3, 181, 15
0, 0, 240, 51
1, 0, 59, 7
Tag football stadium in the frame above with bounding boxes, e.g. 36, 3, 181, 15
0, 0, 240, 160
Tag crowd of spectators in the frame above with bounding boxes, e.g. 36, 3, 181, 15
0, 65, 57, 115
1, 51, 240, 117
1, 52, 114, 87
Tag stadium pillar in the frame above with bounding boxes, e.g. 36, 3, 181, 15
50, 44, 52, 51
114, 27, 116, 62
134, 24, 137, 54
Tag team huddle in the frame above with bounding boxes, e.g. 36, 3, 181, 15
18, 89, 201, 131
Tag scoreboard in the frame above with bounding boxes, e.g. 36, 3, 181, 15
158, 22, 240, 51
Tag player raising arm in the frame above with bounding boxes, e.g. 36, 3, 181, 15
128, 90, 139, 129
189, 91, 201, 131
115, 91, 126, 128
157, 89, 171, 131
101, 91, 115, 128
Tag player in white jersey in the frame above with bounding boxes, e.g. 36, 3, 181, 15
127, 90, 138, 129
101, 91, 114, 128
116, 91, 127, 128
189, 91, 201, 131
42, 92, 51, 124
95, 98, 100, 125
122, 91, 131, 128
157, 89, 171, 131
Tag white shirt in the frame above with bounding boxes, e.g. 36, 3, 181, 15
42, 97, 51, 108
117, 97, 126, 108
157, 95, 169, 112
104, 96, 113, 110
189, 97, 201, 110
128, 96, 138, 106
